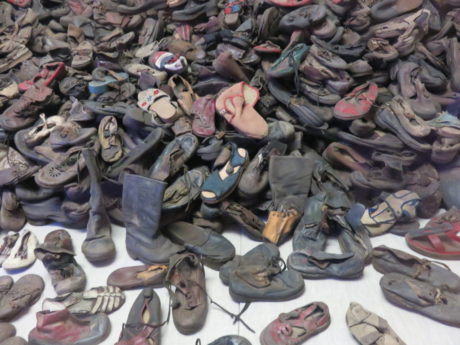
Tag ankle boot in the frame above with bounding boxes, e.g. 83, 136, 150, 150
28, 309, 110, 345
122, 174, 184, 264
81, 149, 115, 263
34, 229, 86, 294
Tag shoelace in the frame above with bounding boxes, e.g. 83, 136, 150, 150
165, 257, 255, 333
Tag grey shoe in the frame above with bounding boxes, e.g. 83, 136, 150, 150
122, 173, 184, 264
228, 265, 304, 303
372, 245, 460, 292
288, 217, 370, 279
165, 221, 234, 269
219, 243, 280, 285
292, 192, 328, 252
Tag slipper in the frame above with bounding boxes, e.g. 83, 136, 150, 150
201, 143, 248, 204
216, 82, 268, 139
137, 88, 180, 123
406, 207, 460, 260
88, 69, 128, 94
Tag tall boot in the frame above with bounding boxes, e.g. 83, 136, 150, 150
122, 173, 184, 264
262, 156, 313, 244
81, 148, 115, 262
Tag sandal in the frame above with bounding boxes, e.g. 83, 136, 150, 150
360, 190, 420, 236
260, 302, 331, 345
19, 62, 65, 92
406, 207, 460, 259
98, 116, 123, 163
137, 88, 180, 123
201, 143, 248, 204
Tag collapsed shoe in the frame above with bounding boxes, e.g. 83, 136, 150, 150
0, 274, 44, 321
346, 302, 406, 345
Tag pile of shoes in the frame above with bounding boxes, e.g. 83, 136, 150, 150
0, 0, 459, 343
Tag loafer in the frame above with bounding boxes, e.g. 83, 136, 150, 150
165, 221, 235, 269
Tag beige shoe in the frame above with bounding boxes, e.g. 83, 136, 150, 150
346, 302, 406, 345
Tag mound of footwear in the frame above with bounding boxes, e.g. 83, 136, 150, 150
0, 0, 459, 343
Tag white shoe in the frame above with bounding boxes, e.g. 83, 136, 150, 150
3, 229, 38, 270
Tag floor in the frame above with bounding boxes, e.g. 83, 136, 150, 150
9, 215, 460, 345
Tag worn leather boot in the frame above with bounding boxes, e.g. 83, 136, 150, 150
262, 156, 313, 244
81, 149, 115, 263
122, 173, 184, 264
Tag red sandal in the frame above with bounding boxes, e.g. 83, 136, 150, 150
18, 62, 66, 92
406, 208, 460, 259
